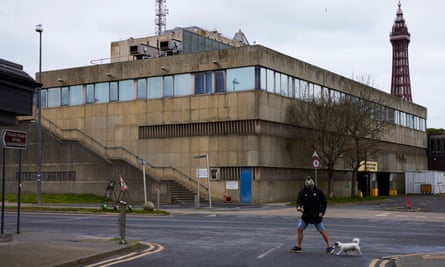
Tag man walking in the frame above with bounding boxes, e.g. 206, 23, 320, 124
289, 177, 334, 253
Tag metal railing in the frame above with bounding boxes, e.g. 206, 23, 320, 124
39, 116, 208, 194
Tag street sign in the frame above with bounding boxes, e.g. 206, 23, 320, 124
312, 150, 320, 169
196, 168, 208, 178
312, 150, 319, 159
312, 158, 320, 169
1, 129, 27, 150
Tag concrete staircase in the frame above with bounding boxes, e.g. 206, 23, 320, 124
169, 180, 206, 203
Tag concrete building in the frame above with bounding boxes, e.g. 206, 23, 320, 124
2, 26, 427, 204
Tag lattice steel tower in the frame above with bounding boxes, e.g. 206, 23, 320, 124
155, 0, 168, 35
390, 1, 412, 102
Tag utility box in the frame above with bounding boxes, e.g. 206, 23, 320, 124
420, 184, 432, 194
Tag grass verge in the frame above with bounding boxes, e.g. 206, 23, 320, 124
2, 193, 169, 215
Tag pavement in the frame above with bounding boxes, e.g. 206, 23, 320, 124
0, 195, 444, 267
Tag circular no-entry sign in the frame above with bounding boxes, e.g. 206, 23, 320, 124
312, 158, 320, 169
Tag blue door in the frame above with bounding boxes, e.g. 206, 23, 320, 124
240, 167, 252, 203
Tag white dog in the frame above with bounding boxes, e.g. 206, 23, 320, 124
333, 238, 362, 256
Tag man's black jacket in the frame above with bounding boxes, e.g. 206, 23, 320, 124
296, 186, 327, 224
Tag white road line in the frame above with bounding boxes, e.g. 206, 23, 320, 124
379, 259, 390, 267
257, 243, 283, 259
85, 242, 164, 267
368, 258, 379, 267
376, 212, 391, 217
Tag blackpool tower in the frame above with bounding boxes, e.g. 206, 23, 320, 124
390, 1, 412, 102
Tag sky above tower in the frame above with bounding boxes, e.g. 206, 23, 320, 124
1, 0, 444, 128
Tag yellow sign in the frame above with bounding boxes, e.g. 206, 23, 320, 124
358, 161, 378, 172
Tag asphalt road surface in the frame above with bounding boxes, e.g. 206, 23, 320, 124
4, 206, 445, 267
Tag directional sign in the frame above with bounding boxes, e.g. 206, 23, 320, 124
1, 129, 27, 150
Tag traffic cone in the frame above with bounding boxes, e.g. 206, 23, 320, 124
405, 196, 411, 209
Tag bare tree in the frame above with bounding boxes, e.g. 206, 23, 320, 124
288, 96, 353, 197
288, 92, 387, 197
342, 96, 387, 197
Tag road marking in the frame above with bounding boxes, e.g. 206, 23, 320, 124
379, 259, 389, 266
368, 258, 378, 267
257, 243, 283, 259
376, 212, 391, 217
85, 242, 164, 267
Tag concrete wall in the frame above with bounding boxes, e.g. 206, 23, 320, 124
24, 45, 428, 203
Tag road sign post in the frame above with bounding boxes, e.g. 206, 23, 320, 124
312, 150, 320, 186
1, 129, 27, 236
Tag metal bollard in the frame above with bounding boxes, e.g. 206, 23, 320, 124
194, 194, 200, 208
156, 188, 160, 210
118, 201, 127, 244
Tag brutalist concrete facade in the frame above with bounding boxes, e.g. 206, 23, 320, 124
6, 42, 427, 204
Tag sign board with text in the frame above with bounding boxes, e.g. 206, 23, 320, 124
1, 129, 27, 150
196, 168, 208, 178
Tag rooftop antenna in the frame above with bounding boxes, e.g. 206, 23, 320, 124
155, 0, 168, 35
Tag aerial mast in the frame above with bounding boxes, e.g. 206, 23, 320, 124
155, 0, 168, 35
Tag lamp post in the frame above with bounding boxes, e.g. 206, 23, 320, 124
193, 154, 211, 208
35, 24, 43, 205
137, 157, 148, 204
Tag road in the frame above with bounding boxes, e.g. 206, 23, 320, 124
4, 205, 445, 267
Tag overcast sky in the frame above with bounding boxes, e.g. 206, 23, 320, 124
2, 0, 444, 128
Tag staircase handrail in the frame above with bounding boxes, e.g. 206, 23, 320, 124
39, 116, 208, 193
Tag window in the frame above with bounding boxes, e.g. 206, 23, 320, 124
95, 82, 109, 103
215, 70, 226, 93
195, 73, 205, 94
175, 74, 192, 96
226, 67, 255, 92
137, 79, 147, 99
61, 87, 69, 106
47, 87, 61, 107
282, 74, 289, 96
41, 90, 47, 108
70, 85, 83, 105
86, 84, 95, 104
275, 72, 280, 94
321, 87, 330, 101
205, 72, 213, 94
110, 82, 118, 102
148, 77, 162, 98
266, 69, 274, 93
260, 67, 267, 90
288, 76, 293, 97
313, 84, 321, 101
163, 76, 173, 97
194, 72, 213, 94
119, 80, 134, 101
300, 80, 308, 99
294, 79, 301, 99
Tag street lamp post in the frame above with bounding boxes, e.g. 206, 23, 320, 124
35, 24, 43, 205
137, 157, 148, 204
193, 154, 212, 208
